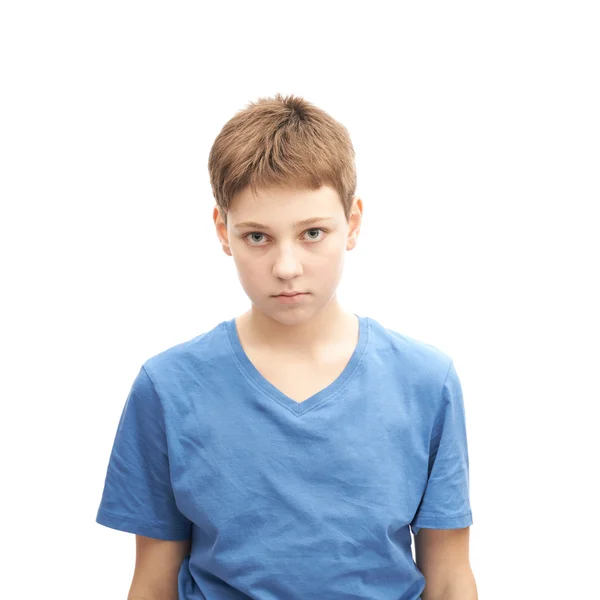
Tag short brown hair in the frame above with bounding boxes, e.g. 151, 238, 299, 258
208, 93, 357, 223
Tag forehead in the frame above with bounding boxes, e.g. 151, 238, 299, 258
229, 184, 343, 227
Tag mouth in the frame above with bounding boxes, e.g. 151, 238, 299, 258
275, 292, 306, 297
272, 292, 309, 303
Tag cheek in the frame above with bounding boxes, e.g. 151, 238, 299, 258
312, 242, 346, 267
235, 255, 257, 274
232, 250, 266, 282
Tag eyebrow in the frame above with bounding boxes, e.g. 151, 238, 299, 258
233, 217, 335, 230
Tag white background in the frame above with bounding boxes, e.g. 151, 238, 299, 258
2, 1, 598, 598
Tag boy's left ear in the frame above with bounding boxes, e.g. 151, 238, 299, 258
346, 197, 363, 251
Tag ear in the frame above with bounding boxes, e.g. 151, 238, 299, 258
346, 197, 363, 251
213, 206, 232, 256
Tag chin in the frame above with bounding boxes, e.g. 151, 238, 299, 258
274, 312, 313, 325
253, 302, 317, 325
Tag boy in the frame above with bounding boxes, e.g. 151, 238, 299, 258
96, 93, 477, 600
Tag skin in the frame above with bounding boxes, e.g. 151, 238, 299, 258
213, 183, 363, 355
129, 536, 191, 600
416, 527, 477, 599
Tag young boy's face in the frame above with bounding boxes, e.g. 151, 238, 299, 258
214, 184, 362, 325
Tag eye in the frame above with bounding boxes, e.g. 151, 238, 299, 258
303, 228, 326, 241
245, 232, 267, 245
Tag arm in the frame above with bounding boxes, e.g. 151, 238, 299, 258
437, 573, 478, 600
415, 526, 478, 600
127, 535, 191, 600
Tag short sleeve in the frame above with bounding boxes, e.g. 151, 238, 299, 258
96, 365, 192, 541
411, 360, 473, 536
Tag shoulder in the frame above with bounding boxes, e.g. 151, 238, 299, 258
360, 315, 457, 431
141, 319, 231, 387
364, 315, 453, 382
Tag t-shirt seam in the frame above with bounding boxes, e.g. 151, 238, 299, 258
430, 358, 455, 441
310, 318, 371, 413
224, 323, 291, 412
414, 510, 472, 519
97, 508, 189, 533
136, 364, 175, 466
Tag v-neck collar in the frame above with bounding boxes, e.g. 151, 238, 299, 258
225, 314, 370, 415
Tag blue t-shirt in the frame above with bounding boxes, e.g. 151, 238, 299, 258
96, 314, 473, 600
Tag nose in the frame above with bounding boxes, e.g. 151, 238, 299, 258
272, 245, 303, 280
